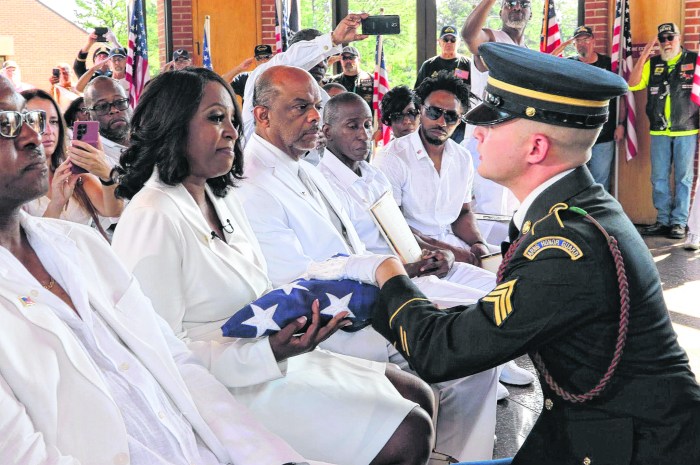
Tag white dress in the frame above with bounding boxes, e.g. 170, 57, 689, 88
112, 172, 416, 465
23, 195, 93, 225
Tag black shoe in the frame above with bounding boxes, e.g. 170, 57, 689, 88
641, 222, 670, 236
668, 224, 686, 239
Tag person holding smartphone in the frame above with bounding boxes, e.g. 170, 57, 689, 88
20, 89, 123, 235
49, 63, 80, 111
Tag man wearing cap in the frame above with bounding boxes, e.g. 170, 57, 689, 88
415, 25, 471, 143
347, 42, 700, 464
229, 45, 274, 100
76, 47, 129, 94
628, 23, 699, 240
173, 49, 193, 70
73, 28, 122, 79
328, 46, 374, 108
0, 61, 32, 91
552, 25, 625, 192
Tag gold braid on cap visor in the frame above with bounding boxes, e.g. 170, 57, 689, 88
487, 77, 610, 108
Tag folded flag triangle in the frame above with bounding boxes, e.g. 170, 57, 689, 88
222, 279, 380, 338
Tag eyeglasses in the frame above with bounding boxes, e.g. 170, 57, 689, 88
658, 34, 677, 43
0, 110, 46, 138
88, 98, 129, 116
389, 109, 419, 123
255, 55, 273, 61
503, 0, 531, 8
423, 106, 462, 125
441, 37, 457, 43
341, 55, 356, 61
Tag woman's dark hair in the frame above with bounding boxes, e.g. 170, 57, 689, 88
115, 67, 244, 200
64, 96, 86, 128
415, 70, 471, 113
21, 89, 66, 171
380, 85, 421, 126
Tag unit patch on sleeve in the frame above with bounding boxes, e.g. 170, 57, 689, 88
523, 236, 583, 261
482, 279, 517, 327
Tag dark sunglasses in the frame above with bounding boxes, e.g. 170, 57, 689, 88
442, 37, 457, 43
503, 0, 531, 8
389, 109, 419, 123
341, 55, 357, 61
658, 34, 677, 43
423, 106, 462, 125
0, 110, 46, 138
255, 54, 273, 61
88, 98, 129, 116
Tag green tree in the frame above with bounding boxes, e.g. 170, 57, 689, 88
73, 0, 161, 76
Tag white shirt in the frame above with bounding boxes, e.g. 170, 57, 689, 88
18, 215, 220, 465
101, 135, 127, 167
242, 33, 341, 142
319, 152, 395, 254
375, 131, 475, 240
513, 169, 574, 231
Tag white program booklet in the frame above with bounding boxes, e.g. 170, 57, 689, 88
369, 192, 423, 264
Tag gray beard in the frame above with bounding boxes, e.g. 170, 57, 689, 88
660, 47, 679, 61
504, 18, 528, 30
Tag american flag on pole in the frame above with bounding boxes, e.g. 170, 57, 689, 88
203, 16, 213, 70
126, 0, 150, 109
540, 0, 562, 54
274, 0, 289, 53
611, 0, 638, 160
690, 49, 700, 106
373, 34, 391, 145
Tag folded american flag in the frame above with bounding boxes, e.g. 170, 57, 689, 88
222, 279, 379, 338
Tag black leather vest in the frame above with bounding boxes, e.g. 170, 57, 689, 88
645, 50, 699, 132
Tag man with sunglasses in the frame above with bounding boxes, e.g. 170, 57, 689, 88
328, 46, 374, 109
83, 76, 132, 166
376, 71, 489, 268
629, 23, 698, 240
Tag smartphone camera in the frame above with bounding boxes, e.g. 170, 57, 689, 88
52, 68, 60, 79
95, 27, 108, 42
76, 124, 87, 140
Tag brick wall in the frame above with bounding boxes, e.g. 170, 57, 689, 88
0, 0, 87, 91
583, 0, 610, 54
684, 0, 700, 49
170, 0, 193, 57
261, 0, 277, 49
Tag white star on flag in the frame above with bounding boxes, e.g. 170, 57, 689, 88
242, 304, 281, 337
320, 293, 355, 318
277, 282, 309, 295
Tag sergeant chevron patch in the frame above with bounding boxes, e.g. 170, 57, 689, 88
483, 279, 517, 327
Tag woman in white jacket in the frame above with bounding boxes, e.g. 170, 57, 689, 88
111, 68, 433, 465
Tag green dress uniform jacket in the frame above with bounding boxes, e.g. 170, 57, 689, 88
372, 166, 700, 465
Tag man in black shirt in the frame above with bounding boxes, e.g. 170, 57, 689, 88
230, 44, 274, 100
554, 26, 624, 191
328, 46, 374, 108
415, 26, 471, 143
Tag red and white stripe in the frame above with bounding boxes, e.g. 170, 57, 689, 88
612, 0, 638, 160
540, 1, 562, 55
373, 34, 391, 145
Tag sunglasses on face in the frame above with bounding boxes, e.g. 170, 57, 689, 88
0, 110, 46, 138
88, 98, 129, 116
503, 0, 531, 8
389, 109, 420, 123
658, 34, 677, 43
255, 55, 273, 61
442, 37, 457, 43
423, 105, 462, 125
341, 55, 357, 61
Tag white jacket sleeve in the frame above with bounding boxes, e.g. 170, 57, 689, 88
112, 205, 287, 387
0, 375, 80, 465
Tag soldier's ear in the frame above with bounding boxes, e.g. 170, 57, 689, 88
525, 133, 550, 165
253, 105, 270, 128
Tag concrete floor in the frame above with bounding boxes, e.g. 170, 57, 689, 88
493, 233, 700, 459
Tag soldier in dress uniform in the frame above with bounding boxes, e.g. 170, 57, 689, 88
367, 43, 700, 465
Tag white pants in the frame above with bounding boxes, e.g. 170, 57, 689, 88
321, 263, 498, 461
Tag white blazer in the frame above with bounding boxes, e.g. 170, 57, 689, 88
0, 214, 308, 465
239, 134, 366, 286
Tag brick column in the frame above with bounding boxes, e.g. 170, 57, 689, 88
261, 0, 277, 49
684, 0, 700, 50
170, 0, 193, 56
583, 0, 611, 54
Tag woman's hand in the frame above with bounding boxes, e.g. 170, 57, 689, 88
45, 159, 79, 217
268, 299, 351, 362
68, 139, 112, 181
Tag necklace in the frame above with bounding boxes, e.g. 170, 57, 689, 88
42, 276, 55, 290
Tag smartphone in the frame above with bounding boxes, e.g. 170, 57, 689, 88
94, 27, 108, 42
361, 15, 400, 35
71, 121, 100, 174
52, 68, 60, 79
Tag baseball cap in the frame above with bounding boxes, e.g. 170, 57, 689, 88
173, 49, 191, 61
440, 25, 458, 39
341, 46, 360, 58
109, 47, 127, 58
2, 60, 18, 69
254, 44, 273, 59
573, 26, 593, 39
657, 23, 680, 36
